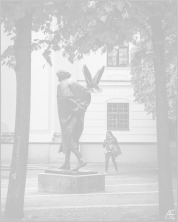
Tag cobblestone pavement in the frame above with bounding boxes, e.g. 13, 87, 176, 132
1, 163, 177, 221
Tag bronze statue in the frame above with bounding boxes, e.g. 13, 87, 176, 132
57, 66, 105, 171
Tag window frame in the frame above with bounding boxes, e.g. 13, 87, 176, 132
107, 102, 130, 131
107, 46, 129, 68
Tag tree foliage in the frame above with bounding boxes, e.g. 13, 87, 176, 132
1, 1, 58, 67
131, 31, 177, 121
2, 1, 177, 67
40, 1, 151, 60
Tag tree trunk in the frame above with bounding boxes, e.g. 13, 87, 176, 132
4, 10, 32, 219
150, 13, 175, 220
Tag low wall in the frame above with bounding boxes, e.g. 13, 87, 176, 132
1, 143, 84, 165
80, 143, 158, 163
1, 143, 51, 165
1, 142, 159, 165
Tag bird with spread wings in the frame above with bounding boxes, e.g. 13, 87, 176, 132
82, 65, 105, 93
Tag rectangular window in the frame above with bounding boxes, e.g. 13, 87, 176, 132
107, 47, 129, 67
107, 103, 129, 130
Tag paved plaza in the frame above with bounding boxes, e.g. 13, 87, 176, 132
1, 163, 177, 221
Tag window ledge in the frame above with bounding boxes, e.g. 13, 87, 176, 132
108, 129, 130, 131
106, 66, 130, 70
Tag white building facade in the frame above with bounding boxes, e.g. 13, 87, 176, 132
1, 31, 158, 164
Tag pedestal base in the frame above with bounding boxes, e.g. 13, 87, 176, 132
38, 169, 105, 194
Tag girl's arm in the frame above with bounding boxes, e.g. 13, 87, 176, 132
103, 139, 107, 148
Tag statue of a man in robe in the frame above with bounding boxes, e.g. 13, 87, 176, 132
56, 66, 104, 171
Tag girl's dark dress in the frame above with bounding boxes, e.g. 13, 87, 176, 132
103, 136, 121, 173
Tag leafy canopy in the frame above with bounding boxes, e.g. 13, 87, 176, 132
1, 1, 177, 120
2, 1, 60, 67
131, 29, 177, 121
1, 1, 176, 67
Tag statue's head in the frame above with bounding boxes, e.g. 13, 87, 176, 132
56, 70, 71, 82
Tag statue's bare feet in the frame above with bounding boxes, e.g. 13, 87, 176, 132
71, 160, 87, 171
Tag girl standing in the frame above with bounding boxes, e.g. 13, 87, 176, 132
103, 131, 122, 174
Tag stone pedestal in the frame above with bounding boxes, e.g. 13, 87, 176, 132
38, 169, 105, 194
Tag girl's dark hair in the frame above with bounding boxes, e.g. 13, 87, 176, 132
106, 130, 114, 137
